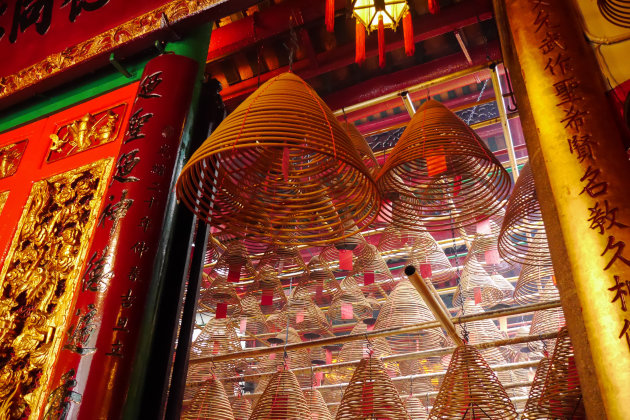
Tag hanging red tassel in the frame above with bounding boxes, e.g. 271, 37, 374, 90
378, 14, 385, 68
355, 20, 366, 65
428, 0, 440, 15
403, 11, 414, 57
326, 0, 335, 32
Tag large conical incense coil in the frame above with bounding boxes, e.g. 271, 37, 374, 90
335, 320, 400, 381
429, 345, 518, 419
328, 275, 374, 323
521, 357, 551, 419
464, 234, 517, 277
235, 294, 269, 336
377, 225, 438, 258
409, 241, 457, 285
297, 255, 341, 306
457, 209, 505, 247
198, 274, 242, 315
231, 395, 253, 420
376, 99, 511, 232
538, 327, 585, 418
184, 375, 235, 420
250, 368, 312, 419
335, 356, 410, 419
211, 241, 259, 295
343, 120, 380, 174
509, 351, 533, 397
188, 319, 244, 381
304, 389, 334, 420
527, 306, 566, 353
319, 220, 369, 270
288, 288, 332, 337
374, 280, 444, 354
258, 243, 309, 278
261, 328, 312, 386
177, 72, 380, 247
404, 396, 429, 420
454, 255, 509, 309
353, 243, 396, 296
204, 234, 223, 266
252, 265, 287, 315
514, 264, 559, 305
266, 309, 289, 333
499, 162, 552, 267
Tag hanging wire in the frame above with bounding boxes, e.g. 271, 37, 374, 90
283, 276, 295, 363
283, 16, 299, 72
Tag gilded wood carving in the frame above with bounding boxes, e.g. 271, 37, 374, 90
0, 140, 27, 179
0, 191, 8, 215
0, 158, 113, 420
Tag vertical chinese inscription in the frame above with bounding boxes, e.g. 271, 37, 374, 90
0, 158, 113, 419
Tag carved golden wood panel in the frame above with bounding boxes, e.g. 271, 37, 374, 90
0, 191, 8, 215
0, 158, 113, 420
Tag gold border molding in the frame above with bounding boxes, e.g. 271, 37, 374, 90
0, 0, 222, 101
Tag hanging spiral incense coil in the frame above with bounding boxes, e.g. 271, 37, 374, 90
598, 0, 630, 28
499, 162, 553, 267
318, 220, 369, 270
211, 241, 259, 295
231, 395, 253, 420
404, 396, 429, 420
251, 265, 288, 315
521, 357, 551, 419
514, 264, 559, 305
335, 356, 410, 419
374, 280, 444, 354
528, 307, 566, 353
454, 257, 507, 309
288, 288, 332, 337
261, 328, 312, 387
465, 234, 518, 277
176, 72, 380, 247
266, 309, 289, 333
409, 242, 457, 285
204, 234, 222, 266
187, 319, 244, 382
198, 274, 242, 315
376, 99, 511, 232
377, 225, 438, 258
343, 121, 380, 174
235, 294, 268, 336
429, 345, 518, 419
250, 368, 312, 420
184, 376, 235, 420
257, 243, 309, 278
335, 320, 400, 381
304, 389, 334, 420
352, 243, 396, 296
538, 327, 586, 418
457, 209, 505, 247
296, 255, 341, 307
328, 276, 374, 323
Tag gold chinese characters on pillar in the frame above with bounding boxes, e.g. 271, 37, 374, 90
505, 0, 630, 418
0, 159, 112, 419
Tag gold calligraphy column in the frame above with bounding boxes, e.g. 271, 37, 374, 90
493, 0, 630, 419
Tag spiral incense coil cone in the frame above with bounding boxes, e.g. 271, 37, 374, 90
187, 318, 243, 381
231, 396, 253, 420
211, 241, 259, 295
521, 357, 551, 419
335, 356, 410, 419
428, 345, 518, 419
404, 395, 429, 420
176, 72, 380, 246
514, 264, 559, 306
376, 99, 511, 232
304, 389, 334, 420
499, 162, 552, 266
343, 120, 380, 174
235, 294, 268, 336
184, 375, 235, 420
250, 368, 312, 419
527, 306, 565, 352
297, 255, 340, 306
288, 289, 332, 337
328, 275, 374, 323
258, 243, 309, 278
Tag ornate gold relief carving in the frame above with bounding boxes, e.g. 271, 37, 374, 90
0, 0, 222, 101
48, 105, 124, 162
0, 191, 8, 215
0, 140, 27, 179
0, 158, 113, 420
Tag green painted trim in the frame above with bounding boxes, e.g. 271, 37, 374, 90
0, 57, 149, 133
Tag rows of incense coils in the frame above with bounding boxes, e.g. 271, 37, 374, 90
177, 72, 575, 418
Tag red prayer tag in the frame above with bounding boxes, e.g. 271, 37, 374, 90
474, 287, 482, 304
212, 341, 220, 355
216, 302, 227, 319
453, 175, 462, 196
366, 322, 375, 331
326, 349, 333, 364
363, 271, 374, 285
228, 264, 242, 282
420, 263, 432, 278
476, 219, 492, 235
315, 371, 324, 386
315, 284, 323, 299
296, 311, 305, 324
239, 318, 247, 333
426, 153, 447, 177
485, 248, 500, 265
341, 302, 354, 319
269, 353, 276, 360
261, 289, 273, 306
338, 249, 353, 271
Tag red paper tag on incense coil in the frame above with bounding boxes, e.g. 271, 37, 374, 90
484, 248, 500, 265
363, 271, 374, 285
228, 264, 242, 283
341, 303, 354, 319
339, 249, 353, 271
476, 219, 492, 235
420, 263, 432, 278
325, 349, 333, 364
426, 148, 447, 177
216, 302, 227, 319
474, 287, 482, 305
453, 175, 462, 197
239, 318, 247, 333
296, 311, 305, 324
261, 289, 273, 306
